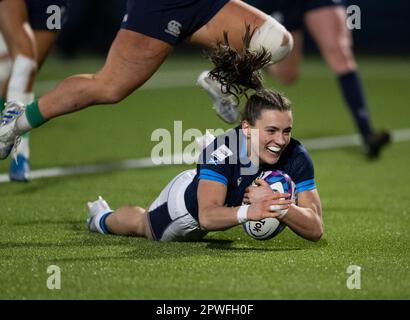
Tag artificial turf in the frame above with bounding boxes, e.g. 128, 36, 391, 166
0, 54, 409, 299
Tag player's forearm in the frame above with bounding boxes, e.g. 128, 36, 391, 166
198, 206, 240, 231
280, 204, 323, 242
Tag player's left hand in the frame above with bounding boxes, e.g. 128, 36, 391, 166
243, 179, 287, 204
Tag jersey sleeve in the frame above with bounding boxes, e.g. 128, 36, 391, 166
196, 134, 235, 186
289, 147, 316, 193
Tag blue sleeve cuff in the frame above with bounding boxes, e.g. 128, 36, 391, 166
199, 169, 228, 185
296, 179, 316, 193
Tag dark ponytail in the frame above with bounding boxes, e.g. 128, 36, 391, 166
206, 25, 292, 125
206, 25, 271, 100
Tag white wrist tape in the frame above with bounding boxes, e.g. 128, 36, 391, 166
237, 205, 250, 224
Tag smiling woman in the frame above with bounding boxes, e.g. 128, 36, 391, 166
85, 28, 323, 243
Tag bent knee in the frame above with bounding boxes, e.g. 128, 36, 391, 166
93, 78, 129, 105
251, 17, 293, 64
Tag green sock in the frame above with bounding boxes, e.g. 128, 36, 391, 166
26, 99, 47, 128
0, 97, 5, 113
21, 132, 30, 139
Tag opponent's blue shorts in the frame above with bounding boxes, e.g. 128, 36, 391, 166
26, 0, 69, 31
121, 0, 230, 45
245, 0, 345, 31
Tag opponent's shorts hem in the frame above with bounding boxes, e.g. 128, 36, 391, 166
121, 0, 230, 46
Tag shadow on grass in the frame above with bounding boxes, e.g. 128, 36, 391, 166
1, 218, 328, 263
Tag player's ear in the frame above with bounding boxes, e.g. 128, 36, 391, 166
242, 120, 251, 138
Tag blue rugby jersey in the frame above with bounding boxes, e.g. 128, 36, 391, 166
184, 126, 316, 221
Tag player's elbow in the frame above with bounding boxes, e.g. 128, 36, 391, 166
308, 223, 324, 242
198, 208, 221, 231
198, 212, 212, 231
310, 229, 323, 242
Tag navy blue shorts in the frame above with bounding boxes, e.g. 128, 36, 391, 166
26, 0, 69, 30
121, 0, 229, 45
245, 0, 345, 31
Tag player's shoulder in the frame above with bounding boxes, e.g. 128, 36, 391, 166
283, 138, 311, 162
199, 126, 242, 165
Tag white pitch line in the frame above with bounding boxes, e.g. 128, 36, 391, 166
35, 69, 203, 94
1, 128, 410, 183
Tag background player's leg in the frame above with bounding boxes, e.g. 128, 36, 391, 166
267, 30, 304, 85
0, 0, 38, 180
0, 34, 11, 109
34, 30, 59, 68
304, 6, 389, 158
0, 0, 37, 97
304, 6, 356, 74
7, 30, 60, 182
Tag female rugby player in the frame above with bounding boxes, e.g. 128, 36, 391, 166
86, 33, 323, 242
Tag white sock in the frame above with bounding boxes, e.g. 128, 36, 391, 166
8, 55, 37, 101
7, 91, 34, 106
87, 197, 114, 234
89, 211, 113, 234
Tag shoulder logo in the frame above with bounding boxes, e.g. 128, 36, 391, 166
122, 14, 128, 23
165, 20, 182, 38
210, 145, 233, 163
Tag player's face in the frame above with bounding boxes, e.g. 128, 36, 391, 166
247, 110, 293, 165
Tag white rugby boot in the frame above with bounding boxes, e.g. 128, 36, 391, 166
87, 196, 113, 234
197, 70, 239, 124
0, 101, 24, 160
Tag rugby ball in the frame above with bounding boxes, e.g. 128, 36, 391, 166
243, 170, 295, 240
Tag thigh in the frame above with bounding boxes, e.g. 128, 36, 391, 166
0, 0, 35, 58
304, 6, 355, 71
147, 170, 202, 241
188, 0, 268, 51
304, 6, 352, 54
148, 169, 195, 213
95, 29, 173, 98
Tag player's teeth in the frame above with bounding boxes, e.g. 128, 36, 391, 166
268, 146, 281, 153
